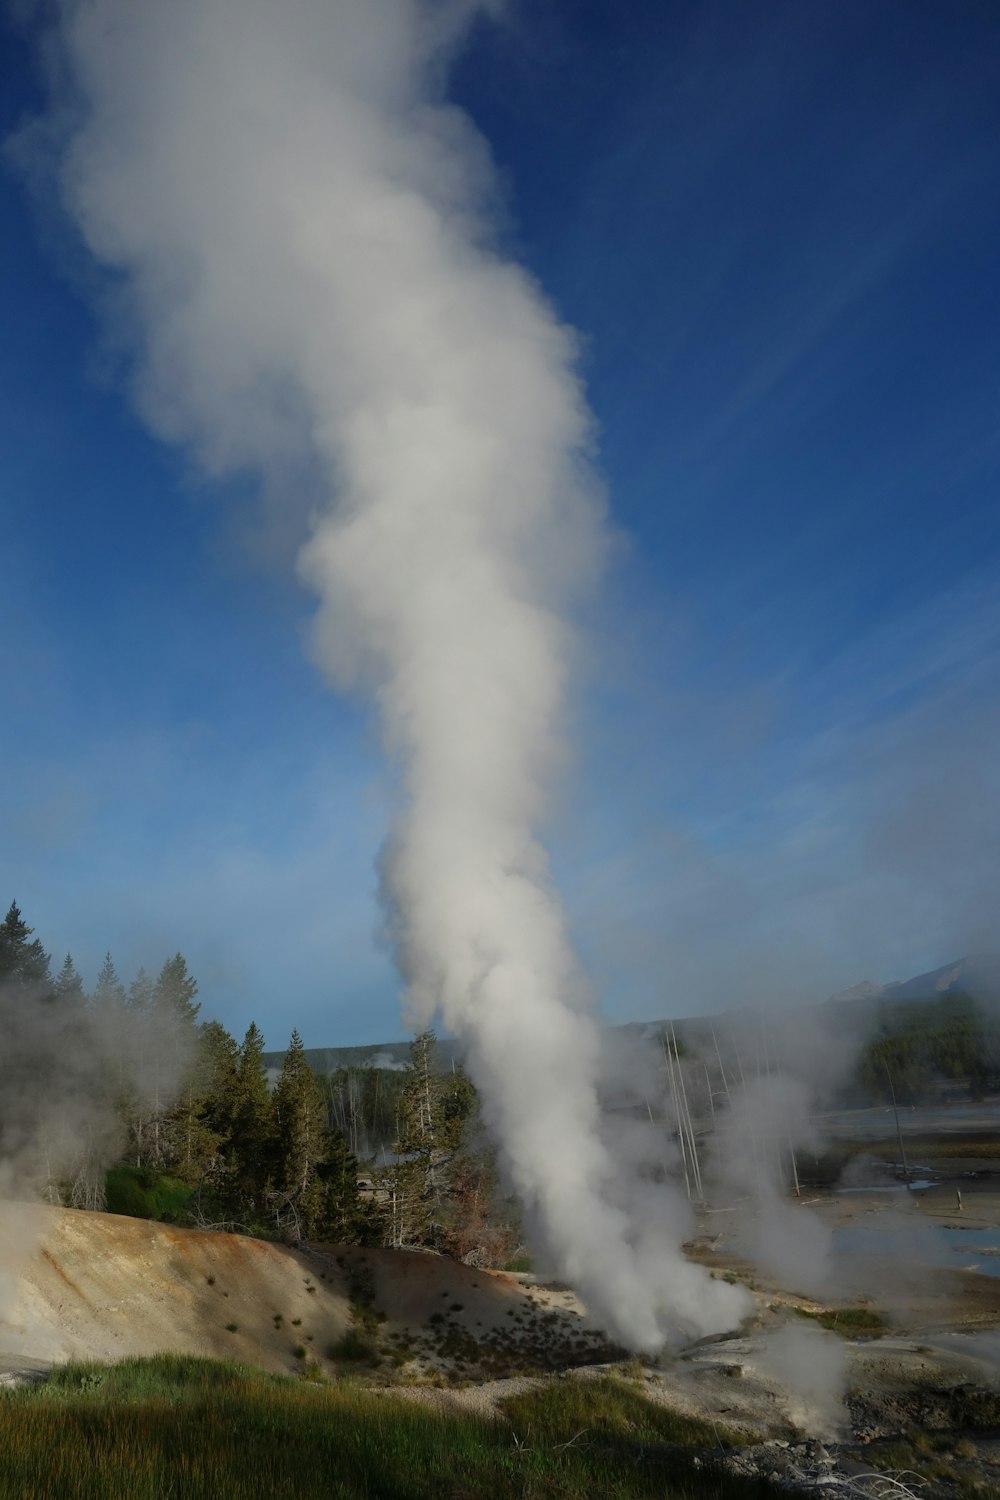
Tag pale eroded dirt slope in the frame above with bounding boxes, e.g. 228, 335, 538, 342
0, 1203, 355, 1372
0, 1204, 606, 1378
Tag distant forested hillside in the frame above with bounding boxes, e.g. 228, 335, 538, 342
856, 992, 1000, 1103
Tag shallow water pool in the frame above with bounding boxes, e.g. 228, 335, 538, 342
833, 1223, 1000, 1277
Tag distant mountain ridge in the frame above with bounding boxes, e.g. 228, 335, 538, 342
270, 955, 1000, 1077
824, 954, 1000, 1008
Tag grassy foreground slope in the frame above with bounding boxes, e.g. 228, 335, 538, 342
0, 1356, 773, 1500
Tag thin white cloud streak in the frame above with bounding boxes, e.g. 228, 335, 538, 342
563, 587, 1000, 1018
26, 0, 746, 1346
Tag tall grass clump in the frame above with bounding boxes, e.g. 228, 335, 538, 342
503, 1375, 751, 1449
0, 1356, 775, 1500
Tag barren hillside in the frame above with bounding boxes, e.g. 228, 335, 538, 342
0, 1205, 609, 1379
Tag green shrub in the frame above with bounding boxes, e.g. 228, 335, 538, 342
328, 1328, 379, 1365
104, 1166, 193, 1223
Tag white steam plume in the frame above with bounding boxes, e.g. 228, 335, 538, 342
27, 0, 746, 1347
757, 1323, 847, 1441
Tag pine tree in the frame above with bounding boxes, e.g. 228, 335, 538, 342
388, 1030, 475, 1247
152, 954, 200, 1064
147, 955, 201, 1171
271, 1030, 330, 1235
174, 1020, 242, 1224
126, 967, 156, 1096
0, 902, 51, 990
89, 952, 132, 1116
266, 1032, 372, 1242
168, 1073, 225, 1186
53, 954, 86, 1012
197, 1020, 240, 1143
92, 952, 126, 1016
116, 968, 156, 1167
316, 1130, 374, 1244
127, 967, 155, 1016
169, 1019, 243, 1191
0, 911, 57, 1196
228, 1022, 273, 1221
50, 952, 92, 1098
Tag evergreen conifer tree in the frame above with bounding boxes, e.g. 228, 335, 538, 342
90, 952, 131, 1104
197, 1020, 240, 1142
0, 911, 59, 1197
91, 952, 126, 1013
126, 968, 155, 1016
53, 954, 86, 1013
0, 902, 51, 990
169, 1018, 242, 1192
151, 954, 201, 1076
229, 1022, 273, 1222
316, 1129, 375, 1244
388, 1030, 475, 1247
271, 1029, 330, 1235
118, 968, 157, 1166
154, 957, 208, 1177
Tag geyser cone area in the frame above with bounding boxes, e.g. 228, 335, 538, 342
0, 1202, 740, 1393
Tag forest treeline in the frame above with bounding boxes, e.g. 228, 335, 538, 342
5, 899, 995, 1257
0, 902, 521, 1263
857, 993, 1000, 1104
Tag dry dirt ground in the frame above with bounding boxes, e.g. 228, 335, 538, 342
0, 1203, 619, 1382
0, 1203, 353, 1374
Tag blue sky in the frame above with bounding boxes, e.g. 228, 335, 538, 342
1, 0, 998, 1047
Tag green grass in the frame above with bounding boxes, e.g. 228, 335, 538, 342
0, 1356, 777, 1500
503, 1254, 534, 1272
503, 1374, 752, 1448
876, 1132, 1000, 1159
792, 1305, 888, 1336
796, 1131, 1000, 1188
